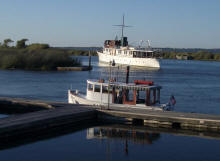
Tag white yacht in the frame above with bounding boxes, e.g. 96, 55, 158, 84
97, 16, 160, 68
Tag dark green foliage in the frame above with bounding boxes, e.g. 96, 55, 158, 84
66, 50, 97, 56
193, 51, 214, 60
214, 54, 220, 61
27, 43, 50, 50
16, 39, 28, 49
0, 48, 81, 71
163, 50, 220, 61
162, 52, 177, 59
2, 39, 14, 48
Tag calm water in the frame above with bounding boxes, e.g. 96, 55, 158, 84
0, 56, 220, 114
0, 57, 220, 160
1, 124, 220, 161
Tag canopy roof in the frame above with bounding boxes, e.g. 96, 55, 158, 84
87, 79, 162, 91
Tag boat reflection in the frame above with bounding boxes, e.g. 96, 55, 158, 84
87, 125, 160, 145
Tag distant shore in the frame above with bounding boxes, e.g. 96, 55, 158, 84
0, 38, 98, 71
162, 51, 220, 61
1, 40, 220, 71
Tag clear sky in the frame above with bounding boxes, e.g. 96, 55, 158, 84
0, 0, 219, 48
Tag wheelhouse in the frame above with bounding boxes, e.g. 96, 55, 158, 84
86, 79, 161, 106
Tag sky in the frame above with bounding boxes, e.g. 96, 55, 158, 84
0, 0, 220, 48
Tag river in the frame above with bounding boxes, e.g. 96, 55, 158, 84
0, 57, 220, 160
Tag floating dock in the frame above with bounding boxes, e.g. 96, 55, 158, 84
0, 103, 96, 141
56, 66, 92, 71
97, 106, 220, 131
1, 98, 220, 143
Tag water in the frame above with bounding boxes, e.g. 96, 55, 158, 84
0, 56, 220, 114
0, 57, 220, 160
0, 114, 7, 118
0, 124, 220, 161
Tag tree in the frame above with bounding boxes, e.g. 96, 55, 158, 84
16, 39, 28, 49
3, 38, 14, 48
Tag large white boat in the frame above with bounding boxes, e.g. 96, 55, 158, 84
97, 16, 161, 68
68, 78, 174, 111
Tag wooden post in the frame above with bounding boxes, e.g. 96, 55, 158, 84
123, 89, 126, 104
146, 89, 151, 106
157, 89, 160, 104
126, 66, 130, 84
153, 89, 156, 104
88, 51, 91, 68
112, 87, 115, 103
133, 90, 136, 105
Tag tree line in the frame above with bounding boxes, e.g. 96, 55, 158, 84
163, 50, 220, 61
0, 38, 49, 49
0, 38, 82, 70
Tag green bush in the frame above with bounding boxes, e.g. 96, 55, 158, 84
27, 43, 50, 50
0, 49, 81, 70
162, 50, 220, 61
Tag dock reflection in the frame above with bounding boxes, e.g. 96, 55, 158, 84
87, 123, 220, 142
87, 125, 160, 145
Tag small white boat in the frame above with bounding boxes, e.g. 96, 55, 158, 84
68, 79, 171, 111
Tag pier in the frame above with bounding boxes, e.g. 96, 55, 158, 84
56, 66, 92, 71
0, 101, 96, 142
97, 106, 220, 131
1, 98, 220, 144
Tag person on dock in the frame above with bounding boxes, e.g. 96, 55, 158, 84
164, 95, 176, 111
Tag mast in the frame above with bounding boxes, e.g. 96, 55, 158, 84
113, 14, 132, 46
122, 14, 125, 38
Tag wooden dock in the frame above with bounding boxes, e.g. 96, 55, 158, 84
56, 66, 92, 71
0, 103, 96, 141
1, 97, 220, 144
97, 106, 220, 132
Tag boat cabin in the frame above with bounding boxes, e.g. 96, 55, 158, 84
86, 79, 161, 106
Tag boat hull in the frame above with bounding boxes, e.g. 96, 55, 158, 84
97, 51, 160, 68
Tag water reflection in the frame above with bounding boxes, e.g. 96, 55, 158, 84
0, 114, 8, 118
87, 126, 160, 145
87, 124, 220, 143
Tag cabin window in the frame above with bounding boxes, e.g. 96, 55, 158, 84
102, 85, 112, 93
88, 84, 93, 91
141, 52, 146, 58
136, 90, 146, 104
133, 51, 137, 57
118, 50, 121, 54
139, 52, 142, 57
94, 85, 101, 92
125, 90, 135, 101
147, 52, 153, 57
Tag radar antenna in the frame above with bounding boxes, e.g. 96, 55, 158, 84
140, 40, 144, 48
147, 40, 151, 49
